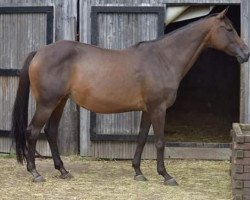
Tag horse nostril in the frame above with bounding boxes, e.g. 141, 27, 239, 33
245, 51, 250, 61
243, 45, 250, 59
237, 50, 250, 63
243, 47, 250, 60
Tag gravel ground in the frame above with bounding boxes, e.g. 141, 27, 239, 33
0, 155, 232, 200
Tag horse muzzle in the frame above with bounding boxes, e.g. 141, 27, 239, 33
236, 49, 250, 64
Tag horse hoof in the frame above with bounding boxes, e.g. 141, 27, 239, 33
164, 178, 178, 186
33, 175, 45, 183
60, 172, 74, 179
134, 174, 147, 181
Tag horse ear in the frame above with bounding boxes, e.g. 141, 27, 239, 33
217, 7, 229, 19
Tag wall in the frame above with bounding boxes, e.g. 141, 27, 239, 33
0, 0, 78, 156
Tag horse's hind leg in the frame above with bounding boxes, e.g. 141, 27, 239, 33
132, 111, 151, 181
44, 98, 73, 179
26, 103, 55, 182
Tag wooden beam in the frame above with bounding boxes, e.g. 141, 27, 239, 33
162, 0, 240, 4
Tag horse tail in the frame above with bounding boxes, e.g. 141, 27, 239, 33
11, 51, 37, 164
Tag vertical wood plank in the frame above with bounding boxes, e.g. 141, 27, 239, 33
0, 8, 50, 154
53, 0, 78, 155
240, 0, 250, 123
162, 0, 240, 3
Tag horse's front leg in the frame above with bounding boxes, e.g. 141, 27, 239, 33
132, 111, 151, 181
149, 105, 178, 186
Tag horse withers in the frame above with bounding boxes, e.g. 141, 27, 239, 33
11, 8, 249, 185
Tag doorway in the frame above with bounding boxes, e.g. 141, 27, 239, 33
165, 5, 240, 143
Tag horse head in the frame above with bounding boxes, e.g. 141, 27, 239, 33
207, 8, 249, 63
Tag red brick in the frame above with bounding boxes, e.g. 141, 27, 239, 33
234, 173, 250, 180
234, 158, 250, 165
244, 181, 250, 188
244, 166, 250, 173
232, 180, 244, 189
234, 143, 250, 150
244, 151, 250, 158
233, 188, 250, 195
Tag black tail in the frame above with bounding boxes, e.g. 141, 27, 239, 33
11, 51, 37, 164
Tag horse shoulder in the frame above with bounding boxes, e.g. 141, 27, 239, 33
131, 46, 179, 108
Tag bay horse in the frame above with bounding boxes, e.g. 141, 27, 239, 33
11, 8, 249, 185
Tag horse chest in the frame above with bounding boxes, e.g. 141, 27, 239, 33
143, 79, 178, 109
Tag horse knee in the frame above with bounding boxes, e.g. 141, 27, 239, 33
155, 139, 165, 149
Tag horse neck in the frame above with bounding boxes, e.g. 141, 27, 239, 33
155, 18, 212, 82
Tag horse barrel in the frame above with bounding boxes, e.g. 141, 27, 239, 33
231, 123, 250, 200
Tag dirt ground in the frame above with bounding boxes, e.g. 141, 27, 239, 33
165, 111, 233, 143
0, 154, 232, 200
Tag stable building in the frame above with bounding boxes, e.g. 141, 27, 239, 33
0, 0, 249, 161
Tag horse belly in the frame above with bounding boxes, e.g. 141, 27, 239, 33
71, 92, 144, 113
70, 82, 144, 113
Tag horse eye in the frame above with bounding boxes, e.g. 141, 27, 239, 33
221, 26, 233, 32
227, 28, 233, 32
